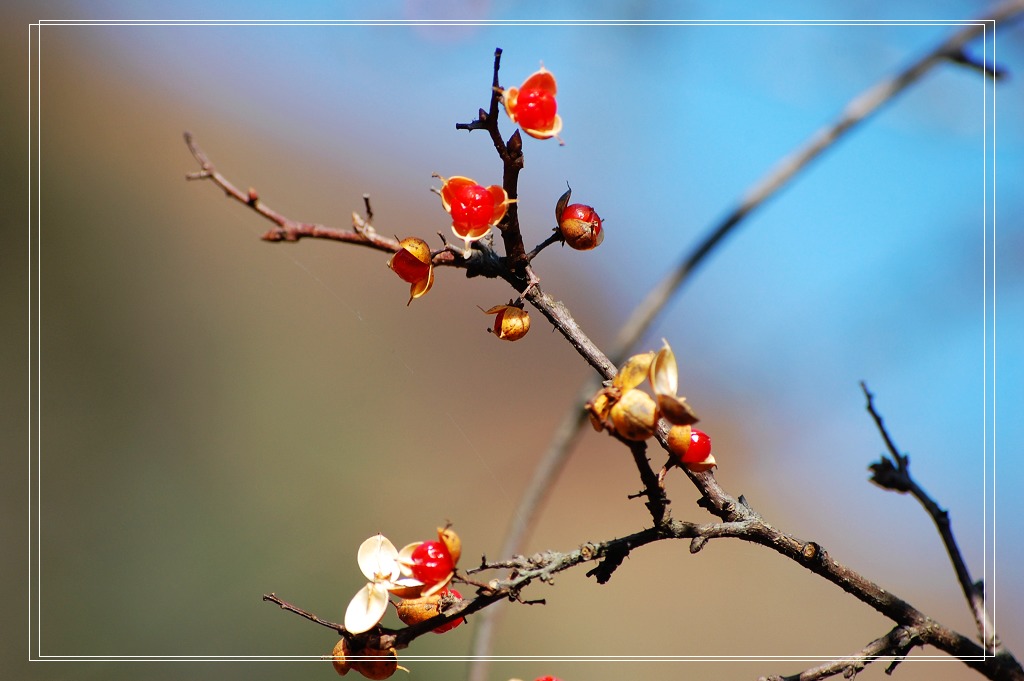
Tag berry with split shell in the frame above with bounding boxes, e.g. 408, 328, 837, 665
503, 66, 563, 141
437, 175, 510, 249
482, 303, 531, 341
667, 425, 716, 472
559, 202, 604, 250
555, 185, 604, 250
404, 540, 455, 587
387, 237, 434, 305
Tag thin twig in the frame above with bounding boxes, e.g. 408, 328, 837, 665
759, 626, 922, 681
185, 141, 619, 382
468, 6, 1024, 675
526, 230, 563, 261
183, 131, 401, 253
455, 47, 531, 276
862, 382, 1000, 653
262, 593, 345, 635
623, 438, 670, 525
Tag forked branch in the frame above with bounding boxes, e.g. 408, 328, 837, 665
863, 382, 1000, 654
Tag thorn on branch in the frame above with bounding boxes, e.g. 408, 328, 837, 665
507, 128, 523, 154
362, 194, 373, 224
455, 115, 489, 133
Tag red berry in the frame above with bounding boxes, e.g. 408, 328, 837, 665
503, 67, 562, 140
408, 540, 454, 585
684, 429, 712, 464
450, 183, 496, 233
559, 203, 603, 250
514, 87, 557, 133
561, 204, 598, 224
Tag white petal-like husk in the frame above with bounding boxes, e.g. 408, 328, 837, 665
650, 340, 678, 398
345, 582, 389, 634
357, 534, 400, 582
396, 541, 423, 573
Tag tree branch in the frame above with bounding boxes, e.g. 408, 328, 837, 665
455, 47, 531, 276
184, 131, 403, 250
183, 8, 1024, 678
862, 382, 1001, 654
469, 4, 1024, 674
264, 511, 1023, 680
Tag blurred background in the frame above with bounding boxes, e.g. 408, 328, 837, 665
4, 1, 1023, 680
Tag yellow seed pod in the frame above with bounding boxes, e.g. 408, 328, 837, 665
438, 526, 462, 565
330, 638, 352, 677
666, 424, 693, 457
609, 388, 657, 441
614, 351, 656, 391
395, 593, 442, 627
352, 647, 401, 680
481, 304, 531, 341
396, 596, 440, 626
586, 391, 612, 432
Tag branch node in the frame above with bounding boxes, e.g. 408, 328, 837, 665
945, 47, 1008, 79
800, 541, 822, 562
